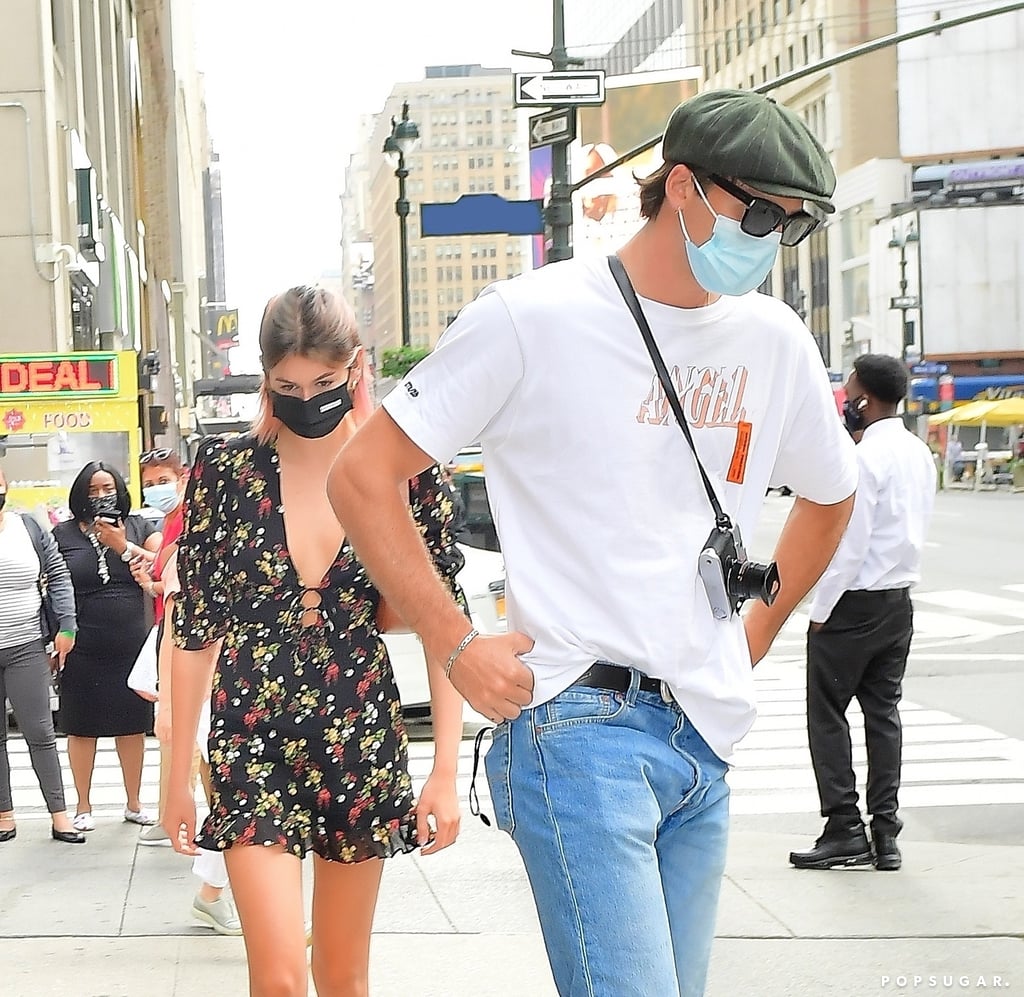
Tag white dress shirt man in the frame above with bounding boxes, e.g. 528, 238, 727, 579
791, 354, 936, 872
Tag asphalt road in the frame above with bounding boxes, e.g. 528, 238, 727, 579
746, 486, 1024, 847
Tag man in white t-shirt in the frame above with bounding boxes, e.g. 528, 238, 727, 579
329, 89, 857, 997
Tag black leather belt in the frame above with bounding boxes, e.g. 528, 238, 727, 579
843, 588, 910, 603
574, 662, 661, 695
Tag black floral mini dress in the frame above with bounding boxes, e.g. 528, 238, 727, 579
172, 435, 465, 863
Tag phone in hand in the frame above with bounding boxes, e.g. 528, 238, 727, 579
95, 512, 121, 526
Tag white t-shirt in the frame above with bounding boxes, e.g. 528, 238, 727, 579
383, 256, 857, 760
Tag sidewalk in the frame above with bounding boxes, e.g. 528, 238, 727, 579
1, 811, 1021, 996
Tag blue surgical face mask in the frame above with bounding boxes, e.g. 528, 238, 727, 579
678, 177, 782, 296
143, 482, 181, 515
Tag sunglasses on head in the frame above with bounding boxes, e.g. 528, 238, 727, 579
708, 174, 826, 246
140, 447, 175, 465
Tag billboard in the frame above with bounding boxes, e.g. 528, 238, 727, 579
572, 69, 700, 260
528, 68, 701, 267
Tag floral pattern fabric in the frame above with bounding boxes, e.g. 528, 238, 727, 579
173, 435, 465, 863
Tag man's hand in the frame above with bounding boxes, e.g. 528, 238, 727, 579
447, 631, 535, 723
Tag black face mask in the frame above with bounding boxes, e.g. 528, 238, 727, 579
272, 382, 354, 439
90, 494, 120, 516
843, 397, 868, 435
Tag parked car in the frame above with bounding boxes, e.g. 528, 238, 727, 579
386, 541, 506, 720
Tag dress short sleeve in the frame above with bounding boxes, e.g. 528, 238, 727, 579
173, 437, 234, 649
409, 464, 469, 616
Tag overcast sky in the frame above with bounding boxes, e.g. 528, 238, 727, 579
195, 0, 556, 369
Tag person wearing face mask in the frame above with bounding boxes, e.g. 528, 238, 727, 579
163, 286, 468, 994
53, 461, 162, 832
327, 89, 857, 997
0, 465, 84, 844
792, 355, 936, 873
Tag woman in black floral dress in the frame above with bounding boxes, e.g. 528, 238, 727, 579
164, 286, 466, 996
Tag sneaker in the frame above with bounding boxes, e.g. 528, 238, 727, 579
191, 894, 243, 936
138, 823, 172, 846
72, 812, 96, 832
123, 806, 158, 827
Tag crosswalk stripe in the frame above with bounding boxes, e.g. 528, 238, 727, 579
9, 584, 1024, 820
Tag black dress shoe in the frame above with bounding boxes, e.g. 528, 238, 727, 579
789, 827, 873, 869
0, 827, 15, 842
872, 832, 901, 871
52, 827, 87, 844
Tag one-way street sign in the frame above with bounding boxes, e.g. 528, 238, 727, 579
513, 70, 605, 107
528, 107, 577, 150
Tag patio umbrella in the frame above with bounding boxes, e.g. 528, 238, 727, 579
928, 397, 1024, 427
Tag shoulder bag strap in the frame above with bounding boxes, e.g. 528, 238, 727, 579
607, 255, 732, 530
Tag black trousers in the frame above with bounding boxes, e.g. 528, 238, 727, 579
806, 589, 913, 837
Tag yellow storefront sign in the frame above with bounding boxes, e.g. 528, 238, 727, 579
1, 351, 143, 518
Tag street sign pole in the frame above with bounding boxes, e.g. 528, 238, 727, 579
547, 0, 573, 263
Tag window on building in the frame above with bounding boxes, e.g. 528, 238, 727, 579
803, 34, 810, 64
818, 23, 825, 56
841, 204, 872, 260
773, 0, 781, 23
809, 228, 830, 362
725, 29, 732, 60
759, 0, 767, 35
788, 44, 794, 70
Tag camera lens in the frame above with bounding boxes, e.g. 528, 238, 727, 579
730, 560, 781, 607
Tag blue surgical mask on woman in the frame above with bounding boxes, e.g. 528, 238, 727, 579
143, 482, 180, 515
678, 177, 782, 296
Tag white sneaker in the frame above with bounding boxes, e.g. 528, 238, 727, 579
191, 894, 243, 936
138, 823, 171, 846
123, 806, 157, 826
72, 812, 96, 832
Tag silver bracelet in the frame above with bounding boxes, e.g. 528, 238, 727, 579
444, 628, 479, 680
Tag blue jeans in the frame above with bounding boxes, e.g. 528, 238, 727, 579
485, 667, 730, 997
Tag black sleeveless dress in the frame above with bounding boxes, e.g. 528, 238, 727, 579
172, 435, 465, 863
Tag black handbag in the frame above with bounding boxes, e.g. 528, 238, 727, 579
21, 514, 61, 644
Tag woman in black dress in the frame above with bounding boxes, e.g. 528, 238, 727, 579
165, 286, 466, 996
54, 462, 162, 832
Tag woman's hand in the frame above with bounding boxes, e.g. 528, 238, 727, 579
130, 559, 153, 589
154, 705, 172, 745
93, 517, 128, 554
163, 783, 199, 856
52, 632, 75, 669
414, 770, 461, 855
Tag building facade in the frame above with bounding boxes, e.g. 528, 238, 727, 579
0, 0, 216, 476
347, 65, 531, 361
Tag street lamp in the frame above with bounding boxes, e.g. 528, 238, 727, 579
383, 102, 420, 348
888, 220, 921, 361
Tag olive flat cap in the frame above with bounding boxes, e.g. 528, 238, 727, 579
662, 89, 837, 213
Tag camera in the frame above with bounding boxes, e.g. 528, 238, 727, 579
697, 523, 780, 620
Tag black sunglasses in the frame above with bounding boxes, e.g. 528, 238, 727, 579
708, 174, 826, 246
140, 447, 175, 465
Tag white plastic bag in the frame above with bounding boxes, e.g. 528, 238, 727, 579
127, 626, 159, 702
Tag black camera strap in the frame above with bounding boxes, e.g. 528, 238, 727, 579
608, 254, 732, 532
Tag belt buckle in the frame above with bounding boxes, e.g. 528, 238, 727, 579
659, 680, 675, 706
